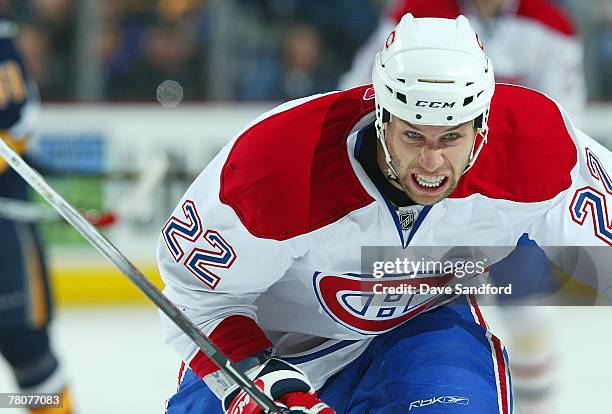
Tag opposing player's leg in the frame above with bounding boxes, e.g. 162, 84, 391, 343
498, 306, 555, 414
318, 295, 511, 414
490, 235, 560, 413
0, 169, 73, 414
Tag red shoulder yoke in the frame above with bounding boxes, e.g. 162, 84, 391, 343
220, 87, 376, 240
451, 84, 577, 202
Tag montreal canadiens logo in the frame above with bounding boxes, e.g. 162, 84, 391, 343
363, 87, 375, 101
313, 272, 454, 335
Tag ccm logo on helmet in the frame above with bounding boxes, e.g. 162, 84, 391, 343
415, 100, 456, 109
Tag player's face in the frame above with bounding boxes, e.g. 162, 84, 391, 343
381, 116, 477, 205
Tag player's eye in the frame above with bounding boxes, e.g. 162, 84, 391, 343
443, 132, 460, 141
404, 131, 422, 140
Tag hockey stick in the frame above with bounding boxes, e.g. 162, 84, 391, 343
0, 137, 285, 414
2, 151, 170, 227
0, 196, 117, 227
114, 151, 170, 224
0, 196, 60, 221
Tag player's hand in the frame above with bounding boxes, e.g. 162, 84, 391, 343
222, 358, 335, 414
226, 388, 334, 414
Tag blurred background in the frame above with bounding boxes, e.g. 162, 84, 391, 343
0, 0, 610, 413
2, 0, 612, 102
4, 0, 382, 101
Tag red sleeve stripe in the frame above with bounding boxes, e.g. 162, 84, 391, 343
516, 0, 576, 37
387, 0, 460, 22
467, 295, 510, 414
177, 361, 186, 391
189, 315, 272, 378
387, 0, 461, 24
387, 0, 575, 37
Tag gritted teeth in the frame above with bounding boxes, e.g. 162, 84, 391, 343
414, 173, 446, 188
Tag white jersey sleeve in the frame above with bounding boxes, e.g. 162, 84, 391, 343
523, 29, 586, 116
528, 113, 612, 299
156, 143, 301, 366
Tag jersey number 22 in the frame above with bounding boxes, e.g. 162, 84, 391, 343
163, 200, 237, 288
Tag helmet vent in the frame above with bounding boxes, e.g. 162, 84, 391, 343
417, 79, 454, 84
396, 92, 407, 104
466, 82, 474, 86
386, 85, 393, 94
382, 109, 391, 123
477, 90, 484, 97
463, 96, 474, 106
396, 78, 406, 83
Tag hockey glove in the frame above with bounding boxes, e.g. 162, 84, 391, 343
222, 358, 335, 414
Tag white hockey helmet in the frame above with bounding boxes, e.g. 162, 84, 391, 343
372, 14, 495, 178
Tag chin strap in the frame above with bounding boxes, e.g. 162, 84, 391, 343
462, 126, 488, 175
462, 104, 491, 175
376, 105, 491, 180
375, 110, 400, 181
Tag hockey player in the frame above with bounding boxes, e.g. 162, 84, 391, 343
0, 17, 73, 414
339, 0, 586, 115
158, 14, 610, 414
339, 2, 588, 410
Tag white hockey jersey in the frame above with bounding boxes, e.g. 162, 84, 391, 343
339, 0, 586, 114
157, 84, 611, 390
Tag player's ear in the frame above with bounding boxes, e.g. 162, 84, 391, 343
469, 119, 480, 136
